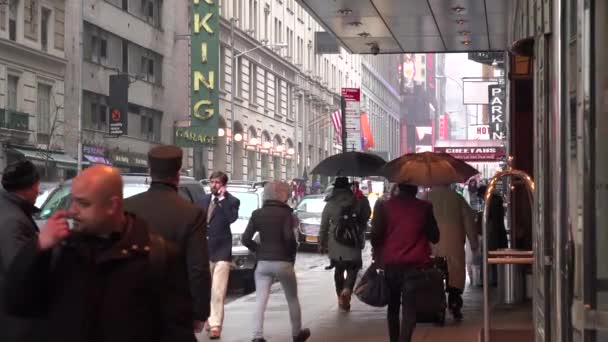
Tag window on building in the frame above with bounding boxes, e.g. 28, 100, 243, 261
85, 93, 108, 132
137, 107, 162, 142
220, 46, 226, 90
100, 39, 107, 58
264, 4, 270, 41
141, 56, 155, 82
250, 0, 258, 37
122, 0, 128, 10
8, 75, 19, 110
9, 0, 18, 41
37, 84, 52, 134
275, 77, 281, 117
41, 8, 51, 52
249, 63, 257, 103
234, 55, 241, 97
122, 40, 129, 73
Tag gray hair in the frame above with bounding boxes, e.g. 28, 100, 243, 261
263, 181, 291, 203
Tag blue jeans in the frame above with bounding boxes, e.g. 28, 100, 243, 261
253, 261, 303, 339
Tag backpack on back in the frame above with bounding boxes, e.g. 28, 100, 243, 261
333, 199, 361, 248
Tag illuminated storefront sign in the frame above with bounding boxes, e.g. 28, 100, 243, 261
435, 146, 506, 161
176, 0, 219, 147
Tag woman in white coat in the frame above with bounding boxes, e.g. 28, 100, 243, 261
427, 185, 479, 320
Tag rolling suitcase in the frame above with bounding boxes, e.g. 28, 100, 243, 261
415, 256, 448, 326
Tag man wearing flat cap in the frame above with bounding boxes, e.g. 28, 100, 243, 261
124, 145, 212, 333
0, 160, 69, 341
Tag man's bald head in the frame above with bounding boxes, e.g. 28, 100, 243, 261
70, 166, 125, 235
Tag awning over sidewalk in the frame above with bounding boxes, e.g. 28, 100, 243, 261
84, 154, 112, 165
297, 0, 509, 53
10, 147, 85, 168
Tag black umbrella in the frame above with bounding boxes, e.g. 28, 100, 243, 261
311, 151, 386, 177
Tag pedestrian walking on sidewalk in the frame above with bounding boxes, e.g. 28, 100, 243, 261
319, 177, 370, 312
241, 181, 311, 342
3, 166, 196, 342
198, 171, 240, 339
0, 160, 43, 342
124, 145, 212, 333
371, 183, 440, 342
427, 185, 478, 320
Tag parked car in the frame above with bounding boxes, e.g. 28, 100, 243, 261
294, 194, 327, 248
36, 174, 206, 223
201, 180, 265, 292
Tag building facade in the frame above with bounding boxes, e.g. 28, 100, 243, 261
0, 0, 73, 180
361, 55, 401, 161
189, 0, 361, 184
62, 0, 187, 174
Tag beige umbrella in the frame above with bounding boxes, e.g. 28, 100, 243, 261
379, 152, 479, 186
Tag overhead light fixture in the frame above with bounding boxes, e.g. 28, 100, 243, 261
349, 21, 363, 26
337, 8, 353, 16
358, 32, 370, 38
276, 145, 285, 152
234, 133, 243, 142
263, 141, 272, 149
218, 128, 225, 137
456, 19, 467, 25
249, 137, 258, 146
452, 6, 465, 13
287, 148, 295, 155
462, 40, 472, 45
458, 30, 471, 36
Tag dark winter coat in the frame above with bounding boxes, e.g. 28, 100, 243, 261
2, 213, 196, 342
124, 182, 211, 321
319, 189, 370, 263
0, 191, 41, 342
241, 200, 298, 263
198, 192, 240, 262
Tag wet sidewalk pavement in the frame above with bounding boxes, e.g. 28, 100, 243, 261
197, 260, 533, 342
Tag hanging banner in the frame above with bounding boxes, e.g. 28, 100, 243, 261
434, 146, 506, 161
108, 74, 129, 136
175, 0, 220, 147
342, 88, 361, 151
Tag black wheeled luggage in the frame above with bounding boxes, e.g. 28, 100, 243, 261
415, 256, 448, 326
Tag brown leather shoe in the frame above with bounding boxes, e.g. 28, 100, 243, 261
209, 327, 221, 339
340, 289, 352, 312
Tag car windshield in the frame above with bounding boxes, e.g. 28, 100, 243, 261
39, 185, 72, 219
123, 184, 150, 199
230, 191, 259, 219
38, 183, 151, 220
297, 197, 326, 213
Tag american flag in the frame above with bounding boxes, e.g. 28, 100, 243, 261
331, 109, 342, 144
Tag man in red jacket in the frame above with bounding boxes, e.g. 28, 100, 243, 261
371, 183, 440, 342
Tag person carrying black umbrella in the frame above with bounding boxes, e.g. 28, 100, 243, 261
319, 177, 370, 312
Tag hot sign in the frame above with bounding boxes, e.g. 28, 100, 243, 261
468, 124, 490, 140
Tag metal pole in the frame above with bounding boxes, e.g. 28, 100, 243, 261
230, 18, 236, 175
76, 0, 84, 173
483, 168, 535, 342
340, 96, 346, 152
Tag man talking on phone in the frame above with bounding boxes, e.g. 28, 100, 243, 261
198, 171, 240, 339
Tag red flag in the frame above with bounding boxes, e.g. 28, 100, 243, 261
360, 112, 374, 151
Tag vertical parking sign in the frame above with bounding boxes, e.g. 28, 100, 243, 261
488, 84, 506, 140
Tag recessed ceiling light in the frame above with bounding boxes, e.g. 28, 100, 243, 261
452, 6, 465, 13
458, 30, 471, 36
462, 40, 472, 45
337, 8, 353, 16
358, 32, 370, 38
349, 21, 363, 26
456, 19, 467, 25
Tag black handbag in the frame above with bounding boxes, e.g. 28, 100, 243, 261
354, 262, 389, 307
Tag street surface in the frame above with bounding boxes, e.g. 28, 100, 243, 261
226, 248, 345, 302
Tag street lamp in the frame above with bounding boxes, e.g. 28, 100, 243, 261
230, 18, 287, 175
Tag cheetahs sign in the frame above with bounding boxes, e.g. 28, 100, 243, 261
175, 0, 219, 147
434, 146, 506, 162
